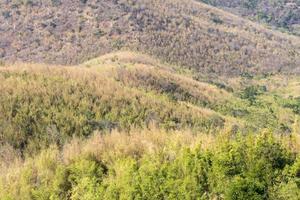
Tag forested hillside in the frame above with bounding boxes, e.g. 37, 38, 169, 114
199, 0, 300, 35
1, 0, 300, 199
0, 0, 299, 75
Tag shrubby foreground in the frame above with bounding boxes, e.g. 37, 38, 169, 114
1, 129, 300, 200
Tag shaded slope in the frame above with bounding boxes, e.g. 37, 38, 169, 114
0, 0, 299, 75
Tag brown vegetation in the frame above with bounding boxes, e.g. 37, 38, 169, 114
0, 0, 299, 75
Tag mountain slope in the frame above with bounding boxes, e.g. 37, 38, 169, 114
198, 0, 300, 35
0, 58, 226, 154
1, 55, 300, 198
1, 51, 300, 198
0, 0, 299, 75
1, 51, 300, 154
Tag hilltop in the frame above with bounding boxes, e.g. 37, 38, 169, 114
0, 0, 299, 75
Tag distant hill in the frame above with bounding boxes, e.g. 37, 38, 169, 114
198, 0, 300, 35
0, 0, 299, 75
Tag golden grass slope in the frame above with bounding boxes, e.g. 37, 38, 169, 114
0, 59, 233, 154
1, 50, 300, 155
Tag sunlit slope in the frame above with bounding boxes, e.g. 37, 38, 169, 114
85, 51, 300, 134
0, 62, 226, 154
1, 51, 300, 154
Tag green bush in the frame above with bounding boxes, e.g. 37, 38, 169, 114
240, 86, 262, 105
225, 177, 265, 200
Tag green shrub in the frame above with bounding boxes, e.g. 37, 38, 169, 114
240, 86, 260, 105
225, 177, 265, 200
66, 157, 107, 200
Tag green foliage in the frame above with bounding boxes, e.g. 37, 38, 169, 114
0, 61, 300, 199
284, 97, 300, 115
209, 132, 295, 198
225, 177, 265, 200
65, 157, 106, 200
1, 132, 299, 199
240, 85, 265, 105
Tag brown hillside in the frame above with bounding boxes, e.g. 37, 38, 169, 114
0, 0, 299, 75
